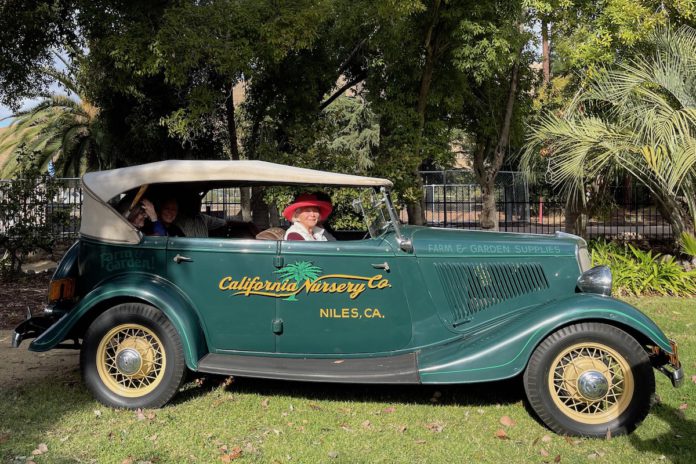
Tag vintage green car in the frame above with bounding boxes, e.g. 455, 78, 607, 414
13, 160, 683, 437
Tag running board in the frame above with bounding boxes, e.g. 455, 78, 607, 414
196, 352, 420, 384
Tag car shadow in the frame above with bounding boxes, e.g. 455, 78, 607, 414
172, 372, 526, 408
628, 403, 696, 463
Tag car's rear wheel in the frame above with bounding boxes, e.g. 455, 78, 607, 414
81, 303, 185, 408
524, 322, 654, 437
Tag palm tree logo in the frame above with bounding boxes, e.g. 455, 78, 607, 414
275, 261, 323, 301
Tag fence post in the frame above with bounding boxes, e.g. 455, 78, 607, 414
538, 195, 544, 225
442, 170, 448, 228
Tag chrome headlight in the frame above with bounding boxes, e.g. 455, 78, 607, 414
577, 265, 612, 296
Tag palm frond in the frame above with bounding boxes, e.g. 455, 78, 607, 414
523, 25, 696, 233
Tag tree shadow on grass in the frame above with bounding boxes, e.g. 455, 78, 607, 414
0, 364, 92, 462
172, 372, 527, 408
628, 403, 696, 464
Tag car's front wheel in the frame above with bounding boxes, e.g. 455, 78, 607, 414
81, 303, 186, 409
524, 322, 654, 437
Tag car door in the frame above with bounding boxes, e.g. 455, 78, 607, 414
166, 237, 277, 353
276, 238, 412, 354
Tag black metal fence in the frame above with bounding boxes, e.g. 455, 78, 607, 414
0, 178, 83, 240
417, 170, 672, 239
0, 173, 674, 241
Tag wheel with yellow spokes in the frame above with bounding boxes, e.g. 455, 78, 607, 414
81, 303, 185, 408
524, 323, 654, 437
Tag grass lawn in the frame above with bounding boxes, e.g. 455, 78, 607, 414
1, 297, 694, 463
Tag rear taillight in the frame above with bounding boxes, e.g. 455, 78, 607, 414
48, 278, 76, 303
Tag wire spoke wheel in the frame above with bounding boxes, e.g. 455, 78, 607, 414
81, 303, 185, 409
96, 324, 167, 397
524, 322, 654, 437
548, 342, 634, 424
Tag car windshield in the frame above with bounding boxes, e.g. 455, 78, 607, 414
354, 189, 394, 238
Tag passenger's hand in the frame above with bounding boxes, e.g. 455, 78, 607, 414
141, 199, 157, 222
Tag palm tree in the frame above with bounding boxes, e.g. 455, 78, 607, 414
275, 261, 323, 301
0, 52, 103, 177
522, 25, 696, 236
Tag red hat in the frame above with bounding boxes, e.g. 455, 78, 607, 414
282, 193, 333, 222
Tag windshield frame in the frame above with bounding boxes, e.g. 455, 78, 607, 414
354, 187, 412, 252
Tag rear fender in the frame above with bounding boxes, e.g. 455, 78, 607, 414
29, 273, 208, 370
417, 294, 672, 383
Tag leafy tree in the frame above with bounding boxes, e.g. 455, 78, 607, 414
363, 0, 474, 224
449, 2, 534, 229
305, 95, 379, 174
0, 54, 104, 177
0, 0, 79, 109
76, 1, 226, 166
522, 25, 696, 236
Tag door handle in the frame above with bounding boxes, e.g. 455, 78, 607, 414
173, 254, 193, 264
371, 262, 390, 272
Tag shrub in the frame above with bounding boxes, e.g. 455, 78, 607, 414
590, 240, 696, 297
0, 150, 68, 277
680, 232, 696, 258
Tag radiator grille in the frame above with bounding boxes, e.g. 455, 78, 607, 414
434, 262, 548, 324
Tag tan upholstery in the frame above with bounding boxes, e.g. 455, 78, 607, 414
255, 227, 286, 240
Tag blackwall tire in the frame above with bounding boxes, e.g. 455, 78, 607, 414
523, 322, 654, 437
80, 303, 186, 409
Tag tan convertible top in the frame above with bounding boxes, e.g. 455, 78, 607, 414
80, 160, 392, 244
83, 160, 392, 200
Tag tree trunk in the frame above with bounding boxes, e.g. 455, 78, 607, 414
477, 46, 522, 230
407, 196, 426, 226
541, 18, 550, 85
225, 82, 252, 222
654, 194, 695, 237
407, 0, 441, 226
268, 203, 280, 227
480, 178, 498, 230
564, 197, 584, 236
251, 187, 270, 229
225, 83, 240, 161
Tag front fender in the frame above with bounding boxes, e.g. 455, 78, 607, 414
417, 294, 673, 383
29, 273, 208, 370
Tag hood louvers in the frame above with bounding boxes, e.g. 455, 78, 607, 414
434, 262, 549, 325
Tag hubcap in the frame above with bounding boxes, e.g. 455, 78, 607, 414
577, 370, 609, 400
116, 348, 143, 375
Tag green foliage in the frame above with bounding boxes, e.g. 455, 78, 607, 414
679, 232, 696, 258
590, 240, 696, 296
0, 150, 68, 277
309, 96, 378, 173
0, 0, 80, 109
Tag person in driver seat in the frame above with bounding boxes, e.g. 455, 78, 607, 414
174, 193, 226, 238
283, 193, 334, 241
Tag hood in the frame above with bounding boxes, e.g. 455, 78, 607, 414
401, 226, 581, 258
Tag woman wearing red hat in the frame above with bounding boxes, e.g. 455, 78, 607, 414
282, 193, 334, 241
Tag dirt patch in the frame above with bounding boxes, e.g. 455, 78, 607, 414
0, 273, 52, 329
0, 330, 80, 390
0, 275, 80, 390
